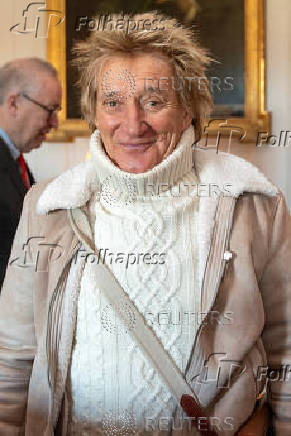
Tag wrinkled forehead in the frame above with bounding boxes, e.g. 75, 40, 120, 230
97, 53, 175, 96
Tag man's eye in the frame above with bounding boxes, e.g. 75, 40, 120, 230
105, 100, 118, 107
102, 99, 124, 109
142, 99, 164, 110
148, 101, 159, 106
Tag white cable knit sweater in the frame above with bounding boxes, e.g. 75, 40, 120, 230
67, 128, 202, 435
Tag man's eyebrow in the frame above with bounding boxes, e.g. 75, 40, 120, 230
141, 87, 170, 96
99, 90, 123, 98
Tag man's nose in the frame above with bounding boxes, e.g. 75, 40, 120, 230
48, 112, 59, 130
124, 102, 148, 136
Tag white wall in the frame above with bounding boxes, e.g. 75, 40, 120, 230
0, 0, 47, 63
1, 0, 291, 206
266, 0, 291, 204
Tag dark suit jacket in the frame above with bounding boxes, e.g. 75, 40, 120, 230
0, 137, 35, 288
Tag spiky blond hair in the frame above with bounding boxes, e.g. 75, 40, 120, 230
72, 12, 213, 140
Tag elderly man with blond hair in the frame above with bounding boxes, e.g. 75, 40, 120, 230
0, 13, 290, 436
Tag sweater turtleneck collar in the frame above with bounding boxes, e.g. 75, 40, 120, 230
89, 126, 196, 203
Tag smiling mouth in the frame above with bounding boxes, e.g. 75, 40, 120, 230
119, 141, 156, 150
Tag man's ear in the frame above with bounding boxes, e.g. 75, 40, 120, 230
6, 94, 19, 117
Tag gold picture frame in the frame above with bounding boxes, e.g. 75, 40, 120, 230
47, 0, 270, 142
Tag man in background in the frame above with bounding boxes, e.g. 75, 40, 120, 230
0, 57, 62, 288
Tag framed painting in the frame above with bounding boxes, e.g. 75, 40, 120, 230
47, 0, 270, 142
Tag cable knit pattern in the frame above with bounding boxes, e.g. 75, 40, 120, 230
67, 129, 203, 436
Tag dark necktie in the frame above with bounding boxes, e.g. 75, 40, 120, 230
18, 153, 30, 189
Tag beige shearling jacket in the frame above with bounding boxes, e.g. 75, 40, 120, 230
0, 147, 290, 436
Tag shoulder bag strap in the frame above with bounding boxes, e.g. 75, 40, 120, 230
68, 207, 218, 436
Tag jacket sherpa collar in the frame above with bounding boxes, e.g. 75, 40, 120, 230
37, 127, 278, 215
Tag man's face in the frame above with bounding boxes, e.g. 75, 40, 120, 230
95, 54, 192, 173
15, 72, 62, 153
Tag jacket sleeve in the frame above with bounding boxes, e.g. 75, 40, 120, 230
260, 194, 291, 435
0, 189, 37, 435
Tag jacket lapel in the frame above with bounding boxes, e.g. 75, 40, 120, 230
44, 213, 83, 428
47, 227, 80, 302
200, 196, 236, 314
0, 138, 27, 197
185, 196, 239, 402
27, 163, 35, 185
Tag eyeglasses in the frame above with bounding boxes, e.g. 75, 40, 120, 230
19, 92, 62, 119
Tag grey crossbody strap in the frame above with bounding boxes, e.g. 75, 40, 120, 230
68, 207, 196, 403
